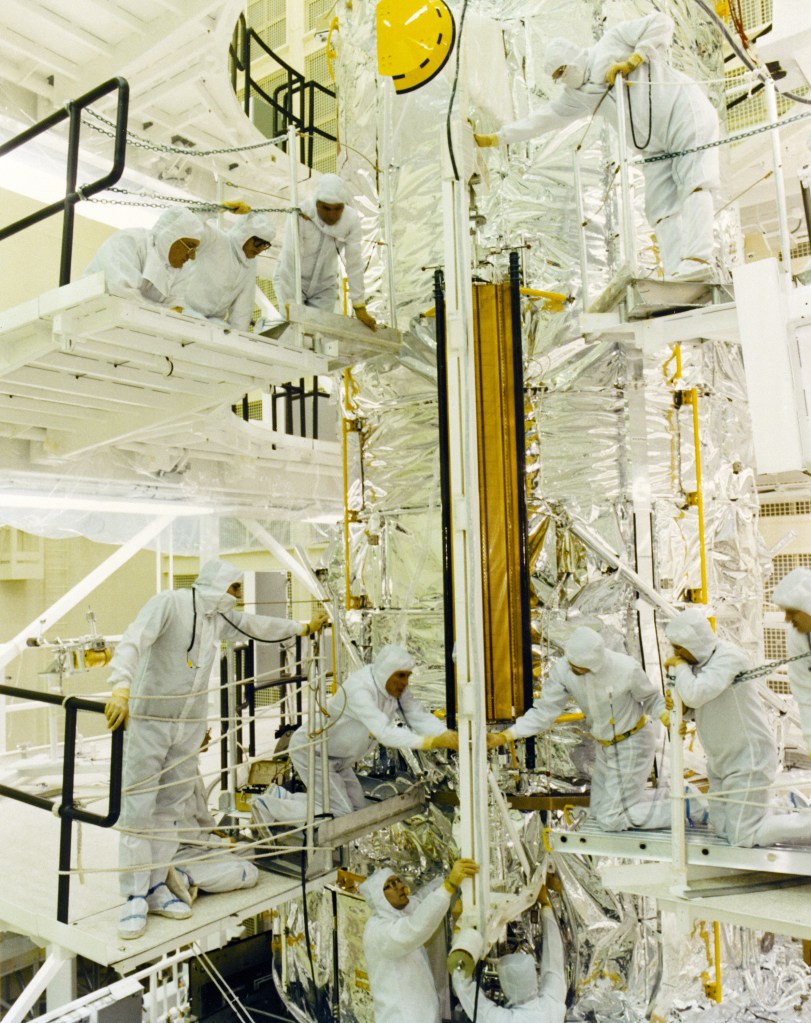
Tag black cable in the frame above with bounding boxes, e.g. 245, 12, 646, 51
186, 586, 198, 667
472, 958, 484, 1022
626, 66, 653, 151
692, 0, 811, 106
445, 0, 470, 182
219, 612, 303, 644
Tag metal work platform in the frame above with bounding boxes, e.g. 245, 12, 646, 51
284, 304, 404, 369
0, 275, 329, 458
546, 818, 811, 875
0, 784, 431, 974
600, 861, 811, 941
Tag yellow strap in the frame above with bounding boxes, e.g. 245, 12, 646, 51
594, 715, 646, 747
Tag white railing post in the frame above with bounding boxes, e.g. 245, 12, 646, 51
613, 81, 637, 278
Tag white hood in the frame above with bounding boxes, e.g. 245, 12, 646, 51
143, 207, 202, 296
228, 212, 276, 265
665, 608, 717, 664
565, 627, 606, 671
360, 868, 398, 916
773, 568, 811, 615
372, 644, 415, 692
193, 558, 243, 615
496, 952, 538, 1005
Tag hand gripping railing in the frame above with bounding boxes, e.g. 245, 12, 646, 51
0, 76, 129, 287
0, 684, 124, 924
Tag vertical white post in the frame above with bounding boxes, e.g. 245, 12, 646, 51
441, 116, 491, 937
305, 643, 317, 853
668, 678, 687, 894
317, 633, 330, 817
381, 85, 398, 329
572, 148, 590, 309
288, 123, 303, 310
613, 81, 637, 277
225, 644, 239, 814
764, 76, 793, 275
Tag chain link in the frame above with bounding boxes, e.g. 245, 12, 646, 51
82, 107, 289, 157
637, 107, 811, 164
79, 185, 297, 215
734, 649, 811, 684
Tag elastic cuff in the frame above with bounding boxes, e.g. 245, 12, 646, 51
300, 622, 310, 637
353, 303, 367, 311
442, 879, 456, 895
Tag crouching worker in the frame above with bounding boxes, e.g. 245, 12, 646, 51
361, 858, 479, 1023
452, 880, 567, 1022
665, 608, 811, 848
254, 644, 458, 825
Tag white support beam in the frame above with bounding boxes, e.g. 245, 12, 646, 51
0, 515, 175, 674
5, 951, 72, 1023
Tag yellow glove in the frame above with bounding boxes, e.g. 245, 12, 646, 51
659, 710, 671, 730
486, 731, 509, 750
306, 612, 329, 635
664, 688, 674, 711
353, 304, 378, 331
105, 689, 129, 731
605, 51, 644, 86
445, 857, 479, 891
474, 132, 499, 148
424, 730, 459, 751
222, 200, 252, 215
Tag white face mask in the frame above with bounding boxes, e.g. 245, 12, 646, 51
215, 593, 237, 613
556, 63, 586, 89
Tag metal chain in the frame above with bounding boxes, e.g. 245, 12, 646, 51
78, 185, 297, 215
82, 107, 288, 156
734, 649, 811, 684
637, 107, 811, 164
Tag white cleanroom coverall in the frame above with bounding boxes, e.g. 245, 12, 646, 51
361, 868, 451, 1023
666, 608, 811, 847
178, 212, 276, 331
495, 13, 720, 278
453, 911, 567, 1022
503, 627, 670, 831
110, 559, 306, 898
171, 772, 258, 895
273, 174, 367, 312
83, 207, 203, 304
771, 567, 811, 750
265, 644, 447, 821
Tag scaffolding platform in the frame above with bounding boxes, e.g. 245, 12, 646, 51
546, 818, 811, 875
0, 783, 431, 973
600, 861, 811, 941
0, 275, 329, 458
283, 304, 404, 368
585, 271, 733, 321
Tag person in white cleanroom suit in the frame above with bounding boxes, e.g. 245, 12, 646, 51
665, 607, 811, 847
361, 858, 479, 1023
488, 627, 671, 831
177, 211, 276, 331
104, 559, 327, 940
771, 567, 811, 751
273, 173, 377, 329
476, 12, 720, 282
253, 644, 458, 825
164, 771, 259, 908
452, 885, 566, 1023
83, 206, 203, 304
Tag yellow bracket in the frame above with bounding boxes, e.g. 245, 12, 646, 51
542, 827, 554, 852
563, 804, 575, 826
326, 17, 339, 83
519, 287, 570, 313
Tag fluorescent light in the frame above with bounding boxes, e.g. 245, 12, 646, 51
0, 494, 214, 516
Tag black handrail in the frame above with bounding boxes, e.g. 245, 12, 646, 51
0, 77, 129, 287
0, 684, 124, 924
229, 14, 336, 170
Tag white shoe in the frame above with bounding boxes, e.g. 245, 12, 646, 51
147, 881, 192, 920
118, 895, 148, 939
670, 258, 714, 283
166, 866, 198, 906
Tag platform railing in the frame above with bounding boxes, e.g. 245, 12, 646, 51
0, 684, 124, 924
0, 77, 129, 287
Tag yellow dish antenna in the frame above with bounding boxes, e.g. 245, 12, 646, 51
376, 0, 457, 95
